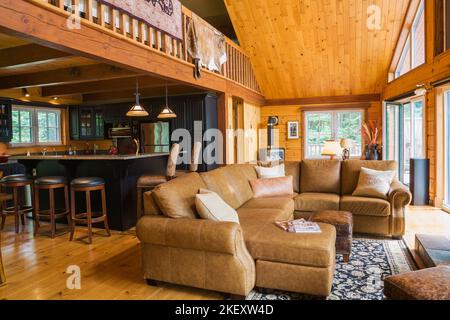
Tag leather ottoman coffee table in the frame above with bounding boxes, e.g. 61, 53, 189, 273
384, 266, 450, 300
309, 211, 353, 262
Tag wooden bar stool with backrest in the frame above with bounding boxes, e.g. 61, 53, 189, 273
136, 142, 202, 216
0, 174, 34, 234
34, 176, 70, 238
69, 177, 111, 244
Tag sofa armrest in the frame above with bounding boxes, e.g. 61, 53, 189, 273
136, 215, 243, 255
388, 180, 412, 209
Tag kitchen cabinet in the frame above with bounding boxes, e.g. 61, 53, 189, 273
0, 103, 12, 143
70, 106, 105, 140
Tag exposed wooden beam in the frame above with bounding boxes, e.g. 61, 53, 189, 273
264, 94, 381, 106
0, 0, 265, 104
42, 76, 176, 97
0, 43, 70, 69
82, 86, 203, 104
0, 64, 136, 90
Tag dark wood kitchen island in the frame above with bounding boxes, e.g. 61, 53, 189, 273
10, 153, 169, 231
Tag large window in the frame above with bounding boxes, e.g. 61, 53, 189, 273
305, 110, 363, 159
384, 97, 425, 185
391, 0, 425, 80
445, 91, 450, 208
11, 106, 61, 146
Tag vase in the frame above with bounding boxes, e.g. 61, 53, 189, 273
365, 146, 379, 160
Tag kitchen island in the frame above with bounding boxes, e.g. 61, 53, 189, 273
11, 153, 169, 231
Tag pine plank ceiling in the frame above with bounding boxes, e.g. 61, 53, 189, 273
224, 0, 410, 100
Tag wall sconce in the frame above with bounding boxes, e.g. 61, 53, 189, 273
414, 84, 431, 96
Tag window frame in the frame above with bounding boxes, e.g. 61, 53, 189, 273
389, 0, 426, 81
10, 105, 63, 147
383, 95, 426, 185
444, 90, 450, 210
304, 109, 364, 159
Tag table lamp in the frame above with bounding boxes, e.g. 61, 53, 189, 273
340, 139, 353, 160
321, 140, 342, 160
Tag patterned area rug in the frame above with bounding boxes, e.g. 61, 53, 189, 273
247, 237, 416, 300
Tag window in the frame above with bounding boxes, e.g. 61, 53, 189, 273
445, 91, 450, 208
384, 97, 425, 185
435, 0, 450, 55
391, 0, 425, 80
11, 106, 61, 146
305, 110, 363, 159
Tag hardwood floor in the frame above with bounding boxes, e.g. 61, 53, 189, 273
0, 207, 448, 300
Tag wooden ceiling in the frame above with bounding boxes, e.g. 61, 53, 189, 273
0, 32, 203, 105
225, 0, 410, 100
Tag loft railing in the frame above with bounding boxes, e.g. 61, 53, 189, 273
29, 0, 262, 93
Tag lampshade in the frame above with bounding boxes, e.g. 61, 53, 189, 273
127, 78, 149, 117
321, 140, 342, 157
158, 85, 177, 119
158, 106, 177, 119
340, 139, 353, 149
126, 104, 149, 117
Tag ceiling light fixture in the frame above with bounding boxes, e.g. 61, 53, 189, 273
158, 85, 177, 119
126, 78, 149, 117
22, 88, 30, 98
52, 96, 58, 100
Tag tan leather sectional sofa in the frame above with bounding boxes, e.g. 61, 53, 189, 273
136, 160, 411, 298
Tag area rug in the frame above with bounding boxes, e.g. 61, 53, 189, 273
247, 237, 416, 300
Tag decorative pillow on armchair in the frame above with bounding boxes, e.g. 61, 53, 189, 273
195, 189, 240, 224
255, 164, 285, 179
353, 167, 396, 199
249, 176, 294, 198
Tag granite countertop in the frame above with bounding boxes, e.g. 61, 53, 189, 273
10, 153, 169, 161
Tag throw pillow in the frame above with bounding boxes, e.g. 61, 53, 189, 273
195, 190, 240, 224
249, 176, 294, 198
353, 167, 396, 199
255, 164, 285, 179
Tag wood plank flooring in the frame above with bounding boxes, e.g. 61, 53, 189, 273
0, 207, 449, 300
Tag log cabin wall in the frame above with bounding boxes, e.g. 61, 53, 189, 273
383, 0, 450, 206
259, 101, 382, 162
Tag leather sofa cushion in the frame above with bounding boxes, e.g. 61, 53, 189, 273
250, 176, 294, 198
143, 190, 163, 216
341, 160, 397, 195
294, 193, 340, 212
241, 197, 294, 219
300, 160, 341, 194
340, 195, 390, 217
238, 208, 293, 240
284, 161, 301, 193
237, 163, 258, 181
244, 222, 336, 268
200, 165, 254, 209
153, 172, 206, 219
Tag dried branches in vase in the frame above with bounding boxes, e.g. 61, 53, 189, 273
362, 121, 381, 160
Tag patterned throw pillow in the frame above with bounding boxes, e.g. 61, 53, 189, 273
353, 167, 396, 199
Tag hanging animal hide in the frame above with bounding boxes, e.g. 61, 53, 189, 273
187, 13, 227, 78
100, 0, 182, 39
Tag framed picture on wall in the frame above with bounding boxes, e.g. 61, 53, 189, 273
287, 121, 299, 139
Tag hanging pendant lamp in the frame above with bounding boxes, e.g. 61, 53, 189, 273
126, 78, 149, 117
158, 85, 177, 119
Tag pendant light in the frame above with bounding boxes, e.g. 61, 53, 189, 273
158, 85, 177, 119
127, 78, 149, 117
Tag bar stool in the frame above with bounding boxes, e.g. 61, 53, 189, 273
34, 176, 70, 238
0, 174, 34, 234
69, 177, 111, 244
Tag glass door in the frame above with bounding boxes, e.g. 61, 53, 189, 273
384, 98, 425, 185
445, 91, 450, 208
